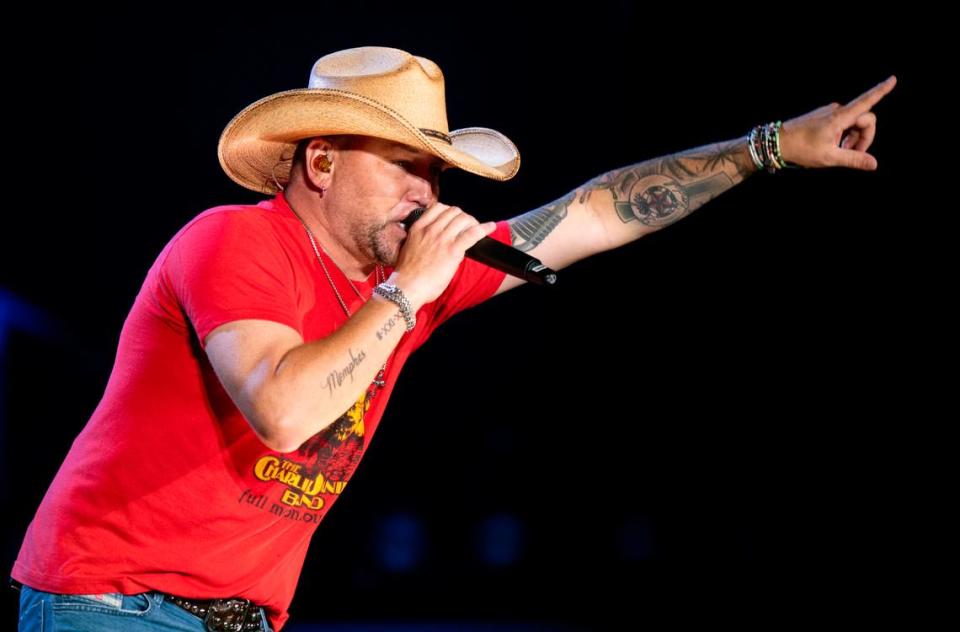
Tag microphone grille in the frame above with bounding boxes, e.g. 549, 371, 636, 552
401, 207, 427, 230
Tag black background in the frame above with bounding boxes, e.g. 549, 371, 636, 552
0, 3, 943, 629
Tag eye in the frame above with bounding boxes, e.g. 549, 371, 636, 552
394, 160, 412, 170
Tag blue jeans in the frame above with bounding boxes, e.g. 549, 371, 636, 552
17, 584, 273, 632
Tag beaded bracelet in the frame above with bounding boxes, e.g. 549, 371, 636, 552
747, 120, 802, 173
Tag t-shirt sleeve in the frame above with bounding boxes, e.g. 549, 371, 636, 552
163, 210, 302, 348
419, 219, 511, 333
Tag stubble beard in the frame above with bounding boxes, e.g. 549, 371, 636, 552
363, 221, 401, 268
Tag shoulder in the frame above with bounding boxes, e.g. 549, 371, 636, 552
160, 200, 296, 261
176, 202, 286, 243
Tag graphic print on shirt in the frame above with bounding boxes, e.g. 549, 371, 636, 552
242, 388, 370, 522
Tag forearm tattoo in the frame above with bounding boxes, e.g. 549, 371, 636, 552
324, 348, 367, 398
508, 192, 574, 252
375, 310, 405, 341
581, 139, 755, 229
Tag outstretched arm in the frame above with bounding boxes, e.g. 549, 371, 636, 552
493, 75, 897, 297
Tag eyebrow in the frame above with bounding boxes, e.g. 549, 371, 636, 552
393, 144, 425, 157
394, 149, 449, 171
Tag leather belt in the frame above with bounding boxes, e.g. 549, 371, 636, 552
166, 594, 264, 632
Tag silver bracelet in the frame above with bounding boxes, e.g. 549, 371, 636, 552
373, 281, 416, 332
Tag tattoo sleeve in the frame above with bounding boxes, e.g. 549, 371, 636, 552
505, 137, 757, 259
508, 192, 574, 252
581, 138, 756, 232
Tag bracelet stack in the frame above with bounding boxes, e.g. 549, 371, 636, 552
747, 121, 801, 173
373, 281, 417, 332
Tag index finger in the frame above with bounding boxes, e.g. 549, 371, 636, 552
406, 202, 450, 227
841, 75, 897, 117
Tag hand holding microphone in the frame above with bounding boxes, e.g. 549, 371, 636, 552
390, 203, 557, 310
387, 204, 496, 309
401, 206, 557, 285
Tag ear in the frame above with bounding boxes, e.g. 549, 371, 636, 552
302, 137, 338, 189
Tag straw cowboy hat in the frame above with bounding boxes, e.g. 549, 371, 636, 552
218, 46, 521, 194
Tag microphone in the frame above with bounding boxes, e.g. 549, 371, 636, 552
401, 208, 557, 286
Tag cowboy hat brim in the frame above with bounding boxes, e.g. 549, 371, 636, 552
218, 89, 521, 194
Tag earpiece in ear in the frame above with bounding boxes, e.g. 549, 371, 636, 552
315, 155, 332, 173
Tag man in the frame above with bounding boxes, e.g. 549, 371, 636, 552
12, 46, 895, 631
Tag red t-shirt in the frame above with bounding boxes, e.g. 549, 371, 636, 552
12, 193, 509, 630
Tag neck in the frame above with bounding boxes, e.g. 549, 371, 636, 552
284, 185, 377, 282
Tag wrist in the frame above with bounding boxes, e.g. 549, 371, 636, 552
777, 119, 804, 168
747, 120, 803, 173
373, 274, 418, 332
383, 271, 424, 312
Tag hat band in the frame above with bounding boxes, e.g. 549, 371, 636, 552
420, 128, 452, 145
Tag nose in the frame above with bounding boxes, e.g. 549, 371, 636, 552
407, 174, 439, 209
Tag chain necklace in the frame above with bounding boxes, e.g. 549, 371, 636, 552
289, 206, 389, 391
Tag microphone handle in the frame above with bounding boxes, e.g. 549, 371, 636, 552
402, 207, 557, 286
466, 238, 557, 286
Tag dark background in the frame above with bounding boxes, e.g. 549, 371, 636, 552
1, 3, 943, 630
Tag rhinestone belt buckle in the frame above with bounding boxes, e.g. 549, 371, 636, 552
203, 598, 261, 632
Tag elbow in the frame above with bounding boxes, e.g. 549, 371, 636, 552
244, 370, 340, 453
251, 403, 339, 454
274, 443, 303, 455
253, 409, 309, 454
255, 426, 307, 454
243, 373, 312, 452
